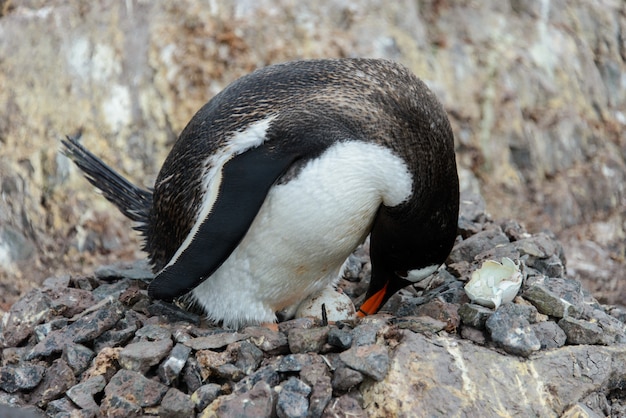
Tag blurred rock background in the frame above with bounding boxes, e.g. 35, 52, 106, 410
0, 0, 624, 311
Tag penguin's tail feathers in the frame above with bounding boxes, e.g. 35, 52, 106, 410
61, 133, 153, 235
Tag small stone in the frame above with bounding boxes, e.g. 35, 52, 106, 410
460, 326, 487, 345
146, 300, 200, 325
46, 397, 82, 417
409, 299, 461, 333
233, 365, 280, 395
103, 369, 168, 408
531, 321, 567, 349
158, 343, 192, 385
196, 349, 234, 381
447, 229, 510, 264
159, 387, 195, 418
213, 363, 245, 382
0, 289, 51, 347
83, 347, 121, 382
351, 323, 378, 346
134, 324, 172, 341
523, 277, 583, 318
526, 254, 565, 278
211, 381, 274, 418
183, 332, 248, 351
331, 366, 364, 392
278, 354, 307, 372
62, 344, 95, 376
300, 354, 333, 418
288, 327, 329, 354
99, 394, 142, 417
182, 356, 204, 393
277, 377, 311, 418
485, 303, 541, 357
66, 375, 106, 410
0, 364, 46, 393
458, 303, 494, 329
327, 326, 353, 349
322, 393, 366, 417
93, 325, 137, 352
191, 383, 221, 411
558, 317, 603, 345
243, 326, 289, 355
119, 337, 173, 373
95, 260, 154, 281
232, 341, 264, 374
392, 316, 448, 334
47, 287, 96, 318
278, 317, 316, 334
91, 279, 132, 301
339, 344, 390, 382
30, 359, 76, 407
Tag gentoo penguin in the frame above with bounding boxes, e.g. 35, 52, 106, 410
62, 58, 459, 329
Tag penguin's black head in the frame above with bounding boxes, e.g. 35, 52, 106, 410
358, 183, 459, 317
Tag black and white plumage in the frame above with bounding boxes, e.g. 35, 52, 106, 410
62, 58, 459, 329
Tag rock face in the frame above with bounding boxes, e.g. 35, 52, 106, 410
0, 0, 624, 309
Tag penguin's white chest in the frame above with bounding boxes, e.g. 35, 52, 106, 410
191, 140, 412, 329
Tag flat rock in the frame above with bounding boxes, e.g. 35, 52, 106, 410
183, 332, 248, 351
243, 326, 289, 355
158, 343, 192, 385
66, 375, 106, 410
558, 317, 604, 345
447, 229, 510, 264
458, 303, 494, 329
331, 366, 364, 392
1, 290, 51, 347
363, 331, 626, 417
524, 277, 584, 318
118, 337, 173, 373
339, 344, 390, 382
531, 321, 567, 349
30, 359, 76, 407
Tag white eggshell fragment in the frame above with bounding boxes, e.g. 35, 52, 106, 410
295, 286, 356, 322
464, 257, 523, 309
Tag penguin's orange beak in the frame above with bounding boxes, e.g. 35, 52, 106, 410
357, 281, 389, 318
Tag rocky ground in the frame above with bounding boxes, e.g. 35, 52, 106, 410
1, 192, 626, 417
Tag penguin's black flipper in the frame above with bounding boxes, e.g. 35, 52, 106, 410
148, 143, 301, 301
61, 135, 152, 232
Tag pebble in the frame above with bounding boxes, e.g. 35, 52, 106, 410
118, 337, 173, 373
339, 344, 390, 382
288, 327, 329, 354
66, 375, 106, 410
183, 332, 248, 351
0, 364, 46, 393
327, 326, 353, 349
103, 369, 168, 408
323, 394, 366, 417
276, 377, 311, 418
531, 321, 567, 349
191, 383, 221, 411
159, 387, 195, 418
331, 366, 364, 392
159, 343, 192, 385
0, 290, 51, 347
485, 303, 541, 357
558, 317, 604, 345
523, 277, 583, 318
458, 303, 494, 329
210, 381, 274, 418
30, 359, 76, 407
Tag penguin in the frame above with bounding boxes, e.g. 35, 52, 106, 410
62, 58, 459, 329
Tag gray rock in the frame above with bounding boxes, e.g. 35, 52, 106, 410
212, 381, 274, 418
531, 321, 567, 349
91, 280, 131, 301
322, 394, 366, 417
46, 397, 81, 417
0, 290, 51, 347
447, 229, 510, 263
95, 260, 154, 281
393, 315, 449, 334
181, 356, 203, 394
243, 326, 290, 355
66, 375, 106, 410
276, 377, 311, 418
460, 326, 487, 345
558, 317, 604, 345
308, 373, 333, 418
486, 303, 541, 357
158, 343, 192, 385
351, 323, 379, 346
30, 359, 76, 407
278, 317, 316, 334
118, 337, 173, 373
103, 369, 168, 408
0, 405, 43, 418
339, 344, 390, 382
47, 287, 96, 319
212, 363, 245, 382
191, 383, 221, 411
233, 365, 281, 395
158, 387, 195, 418
327, 326, 353, 350
93, 325, 137, 352
233, 340, 264, 374
146, 300, 201, 325
183, 332, 248, 350
459, 303, 494, 329
0, 365, 46, 393
332, 366, 364, 392
278, 354, 307, 372
99, 394, 142, 417
62, 344, 95, 376
134, 324, 172, 341
523, 277, 584, 318
288, 327, 329, 354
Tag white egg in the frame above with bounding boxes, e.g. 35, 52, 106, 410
464, 257, 523, 309
295, 286, 356, 322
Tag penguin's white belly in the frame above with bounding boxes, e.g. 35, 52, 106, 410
191, 140, 412, 329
